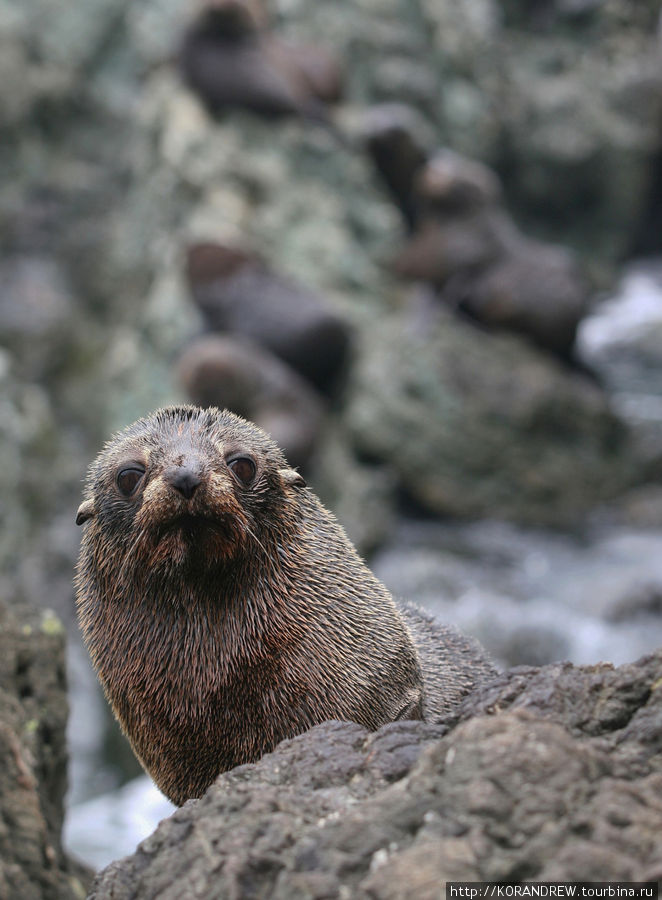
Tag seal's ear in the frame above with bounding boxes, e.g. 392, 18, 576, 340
76, 499, 96, 526
278, 468, 306, 489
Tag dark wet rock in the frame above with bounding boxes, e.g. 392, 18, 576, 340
89, 650, 662, 898
488, 623, 571, 668
500, 0, 647, 28
453, 650, 662, 773
392, 150, 590, 358
177, 334, 325, 471
309, 426, 398, 555
346, 307, 634, 526
613, 486, 662, 530
606, 582, 662, 624
186, 242, 353, 395
0, 600, 91, 899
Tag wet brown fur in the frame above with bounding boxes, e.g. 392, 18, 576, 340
75, 406, 494, 805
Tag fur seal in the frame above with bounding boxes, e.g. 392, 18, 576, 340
176, 334, 324, 470
186, 242, 353, 395
75, 406, 495, 805
363, 104, 430, 232
392, 150, 590, 359
179, 0, 342, 124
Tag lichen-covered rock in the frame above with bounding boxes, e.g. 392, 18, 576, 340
0, 601, 90, 899
275, 0, 662, 264
0, 0, 130, 129
88, 649, 662, 898
346, 306, 636, 525
0, 355, 59, 584
417, 0, 662, 263
92, 0, 656, 529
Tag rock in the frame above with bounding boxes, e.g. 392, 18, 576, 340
186, 242, 354, 395
308, 425, 398, 555
612, 485, 662, 529
0, 0, 132, 131
425, 0, 662, 264
0, 255, 77, 379
500, 0, 652, 28
177, 334, 325, 471
88, 649, 662, 897
346, 307, 635, 526
0, 600, 91, 899
453, 651, 662, 770
0, 353, 60, 588
605, 582, 662, 624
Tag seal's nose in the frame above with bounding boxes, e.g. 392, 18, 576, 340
164, 467, 202, 500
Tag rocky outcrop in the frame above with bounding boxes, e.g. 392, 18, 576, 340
3, 0, 656, 548
2, 0, 660, 573
2, 0, 661, 878
346, 306, 635, 525
0, 601, 90, 899
88, 649, 662, 898
0, 357, 58, 587
276, 0, 662, 264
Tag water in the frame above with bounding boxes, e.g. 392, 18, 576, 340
63, 259, 662, 871
373, 519, 662, 669
577, 258, 662, 444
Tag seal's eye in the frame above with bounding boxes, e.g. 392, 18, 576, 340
228, 456, 256, 486
117, 467, 145, 497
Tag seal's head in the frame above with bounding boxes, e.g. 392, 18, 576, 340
416, 150, 502, 214
194, 0, 265, 38
76, 406, 305, 578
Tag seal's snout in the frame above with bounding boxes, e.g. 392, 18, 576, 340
163, 466, 203, 500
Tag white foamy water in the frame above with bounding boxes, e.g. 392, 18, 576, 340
578, 259, 662, 433
372, 519, 662, 670
64, 775, 175, 871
